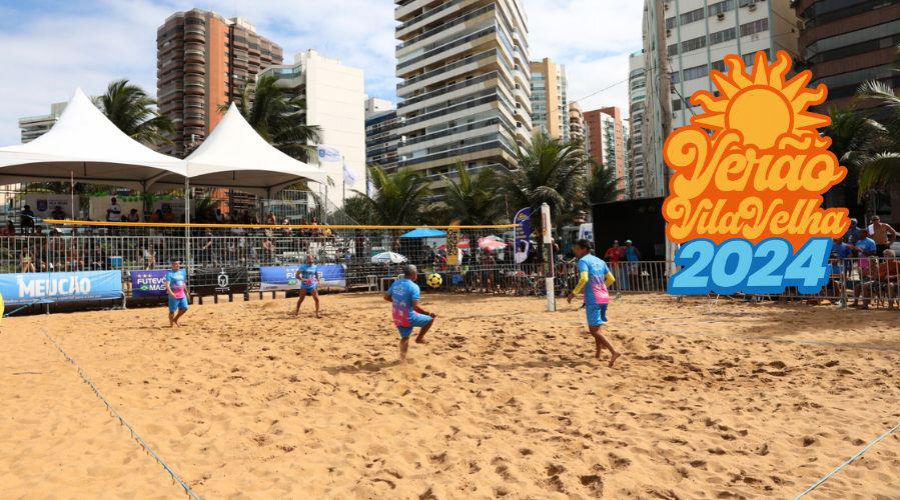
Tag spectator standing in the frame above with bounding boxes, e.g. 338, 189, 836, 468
624, 239, 641, 289
843, 218, 860, 244
106, 197, 122, 222
50, 205, 66, 219
868, 216, 897, 255
20, 205, 36, 234
604, 240, 626, 290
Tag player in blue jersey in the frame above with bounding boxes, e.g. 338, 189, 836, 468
294, 254, 321, 318
165, 258, 189, 328
384, 265, 437, 362
567, 239, 621, 367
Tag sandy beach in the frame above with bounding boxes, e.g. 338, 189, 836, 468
1, 293, 898, 498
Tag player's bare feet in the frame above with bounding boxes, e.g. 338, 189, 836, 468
415, 336, 428, 344
315, 311, 321, 318
608, 351, 621, 368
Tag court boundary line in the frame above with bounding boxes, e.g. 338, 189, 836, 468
38, 325, 201, 500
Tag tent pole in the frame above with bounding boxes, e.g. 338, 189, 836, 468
184, 177, 191, 270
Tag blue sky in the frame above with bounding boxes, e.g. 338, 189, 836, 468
0, 0, 643, 145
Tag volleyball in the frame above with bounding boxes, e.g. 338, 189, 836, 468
427, 273, 443, 288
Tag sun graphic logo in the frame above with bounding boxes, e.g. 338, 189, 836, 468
663, 51, 850, 296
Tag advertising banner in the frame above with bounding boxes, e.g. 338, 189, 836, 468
513, 207, 533, 264
259, 264, 347, 291
663, 51, 848, 295
0, 271, 123, 305
192, 267, 249, 296
130, 270, 168, 298
24, 194, 75, 220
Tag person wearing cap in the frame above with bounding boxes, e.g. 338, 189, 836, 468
384, 264, 437, 362
867, 216, 896, 255
842, 218, 860, 244
165, 258, 189, 327
624, 239, 641, 289
567, 239, 620, 367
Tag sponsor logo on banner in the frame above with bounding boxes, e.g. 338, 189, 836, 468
131, 270, 168, 298
663, 51, 849, 295
514, 207, 533, 264
260, 264, 346, 291
0, 271, 123, 305
192, 267, 248, 296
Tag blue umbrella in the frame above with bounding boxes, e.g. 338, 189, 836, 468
401, 227, 447, 238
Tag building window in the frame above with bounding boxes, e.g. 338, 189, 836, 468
671, 71, 681, 84
709, 27, 736, 46
710, 60, 727, 72
679, 8, 705, 25
683, 64, 709, 81
672, 99, 682, 111
740, 18, 768, 37
681, 36, 706, 53
668, 43, 679, 56
665, 17, 676, 30
708, 0, 735, 16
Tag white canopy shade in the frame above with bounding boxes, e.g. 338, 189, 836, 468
153, 103, 328, 196
0, 88, 186, 190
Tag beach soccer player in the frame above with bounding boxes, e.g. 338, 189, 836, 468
294, 254, 321, 318
165, 258, 189, 328
384, 265, 437, 362
567, 239, 621, 367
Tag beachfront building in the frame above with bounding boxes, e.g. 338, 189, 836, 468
568, 102, 584, 143
394, 0, 532, 192
18, 102, 67, 144
628, 51, 647, 199
529, 57, 569, 141
260, 50, 366, 207
365, 97, 401, 173
638, 0, 799, 198
156, 9, 283, 157
584, 107, 628, 201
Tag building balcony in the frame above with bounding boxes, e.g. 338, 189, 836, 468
184, 28, 205, 43
184, 113, 206, 127
184, 82, 204, 95
184, 50, 206, 64
184, 62, 205, 75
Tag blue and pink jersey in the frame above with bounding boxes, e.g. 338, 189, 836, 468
578, 254, 611, 305
388, 278, 420, 327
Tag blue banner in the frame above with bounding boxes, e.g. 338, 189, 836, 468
0, 271, 123, 305
260, 264, 347, 291
514, 207, 534, 264
131, 270, 169, 298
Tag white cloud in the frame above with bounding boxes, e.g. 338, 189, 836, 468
0, 0, 643, 145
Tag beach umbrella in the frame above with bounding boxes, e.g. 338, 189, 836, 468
371, 251, 407, 264
478, 237, 507, 252
401, 227, 447, 238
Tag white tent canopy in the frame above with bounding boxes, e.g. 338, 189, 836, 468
153, 103, 328, 196
0, 88, 186, 190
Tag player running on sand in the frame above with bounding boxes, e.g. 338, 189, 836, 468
294, 254, 321, 318
165, 258, 189, 328
384, 265, 437, 362
567, 239, 621, 367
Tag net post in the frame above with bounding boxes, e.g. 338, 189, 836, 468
541, 203, 556, 312
183, 178, 191, 270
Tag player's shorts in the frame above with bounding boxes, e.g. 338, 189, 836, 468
301, 284, 318, 293
585, 303, 608, 327
397, 313, 434, 338
168, 296, 189, 312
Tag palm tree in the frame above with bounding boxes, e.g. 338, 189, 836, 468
823, 106, 879, 216
440, 164, 505, 225
94, 79, 173, 146
586, 161, 621, 205
224, 75, 321, 162
854, 80, 900, 195
503, 133, 589, 235
353, 166, 431, 225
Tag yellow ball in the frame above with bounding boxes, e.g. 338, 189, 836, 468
426, 273, 443, 288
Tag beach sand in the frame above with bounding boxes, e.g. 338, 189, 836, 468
1, 293, 898, 498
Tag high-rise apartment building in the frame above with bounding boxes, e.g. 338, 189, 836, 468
394, 0, 532, 190
584, 107, 628, 200
260, 50, 366, 207
365, 97, 401, 173
529, 57, 569, 141
18, 102, 67, 143
157, 9, 283, 157
639, 0, 799, 197
792, 1, 899, 111
628, 50, 648, 199
568, 102, 584, 143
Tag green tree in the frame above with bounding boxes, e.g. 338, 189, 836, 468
440, 164, 505, 225
586, 161, 621, 205
503, 132, 589, 233
224, 75, 322, 162
94, 79, 174, 146
353, 166, 431, 225
854, 80, 900, 196
823, 106, 879, 216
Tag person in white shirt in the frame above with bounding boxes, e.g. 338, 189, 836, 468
106, 197, 122, 222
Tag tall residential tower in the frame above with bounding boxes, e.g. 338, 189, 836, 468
156, 9, 283, 156
394, 0, 532, 188
529, 57, 569, 141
